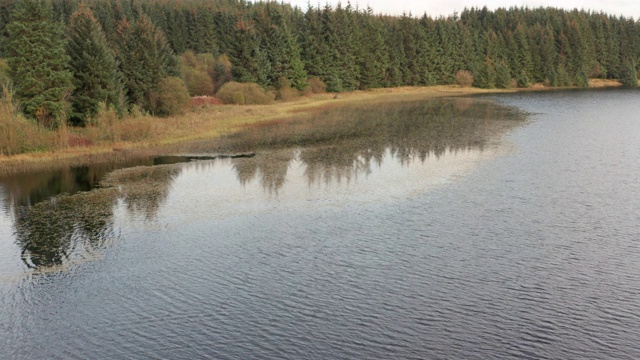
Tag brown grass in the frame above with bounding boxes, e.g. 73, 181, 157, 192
0, 82, 625, 175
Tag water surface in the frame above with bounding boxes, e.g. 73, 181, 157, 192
1, 92, 639, 359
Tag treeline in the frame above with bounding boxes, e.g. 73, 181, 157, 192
1, 0, 639, 128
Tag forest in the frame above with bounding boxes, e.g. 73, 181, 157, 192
0, 0, 639, 131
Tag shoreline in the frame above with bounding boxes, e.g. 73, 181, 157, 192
0, 80, 624, 175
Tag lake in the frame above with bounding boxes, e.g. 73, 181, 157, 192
1, 90, 639, 359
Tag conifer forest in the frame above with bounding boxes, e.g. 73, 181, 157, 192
1, 0, 639, 127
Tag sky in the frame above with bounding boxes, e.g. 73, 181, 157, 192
281, 0, 640, 18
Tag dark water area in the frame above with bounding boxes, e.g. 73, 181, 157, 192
1, 92, 639, 359
0, 155, 224, 209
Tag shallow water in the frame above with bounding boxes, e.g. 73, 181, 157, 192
1, 92, 639, 359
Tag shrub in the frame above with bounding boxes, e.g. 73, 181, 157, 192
276, 77, 299, 101
307, 77, 327, 94
211, 54, 232, 92
0, 59, 10, 87
84, 102, 120, 142
454, 70, 474, 87
0, 84, 55, 155
149, 77, 190, 116
216, 82, 275, 105
183, 67, 214, 96
117, 115, 155, 142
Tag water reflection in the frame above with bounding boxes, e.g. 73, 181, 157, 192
0, 97, 525, 273
225, 98, 524, 190
233, 150, 294, 193
14, 188, 119, 270
0, 155, 215, 210
102, 164, 183, 219
7, 165, 181, 272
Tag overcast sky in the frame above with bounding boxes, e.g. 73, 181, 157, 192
281, 0, 640, 18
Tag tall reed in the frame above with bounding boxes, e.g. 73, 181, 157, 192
0, 84, 55, 155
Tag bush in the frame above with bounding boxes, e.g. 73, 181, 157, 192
0, 59, 10, 87
276, 77, 299, 101
0, 84, 55, 155
307, 77, 327, 94
183, 67, 214, 96
212, 54, 232, 92
84, 102, 120, 142
216, 82, 275, 105
149, 77, 190, 116
454, 70, 474, 87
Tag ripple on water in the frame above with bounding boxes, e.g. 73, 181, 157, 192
2, 92, 640, 359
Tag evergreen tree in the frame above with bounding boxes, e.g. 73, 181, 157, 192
67, 3, 123, 125
619, 60, 638, 87
300, 4, 334, 85
512, 24, 533, 87
473, 57, 496, 88
6, 0, 73, 128
495, 60, 512, 88
417, 15, 438, 86
254, 4, 307, 90
116, 14, 178, 111
358, 7, 389, 89
384, 23, 406, 87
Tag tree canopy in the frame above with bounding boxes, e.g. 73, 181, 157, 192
1, 0, 639, 125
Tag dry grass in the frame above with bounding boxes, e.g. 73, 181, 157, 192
0, 82, 624, 175
588, 79, 624, 88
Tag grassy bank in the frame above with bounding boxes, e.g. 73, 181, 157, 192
0, 81, 624, 176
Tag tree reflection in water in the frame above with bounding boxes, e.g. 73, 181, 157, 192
14, 188, 120, 269
2, 97, 524, 272
9, 165, 181, 271
226, 98, 524, 191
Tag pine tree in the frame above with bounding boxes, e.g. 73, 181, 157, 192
358, 7, 389, 89
417, 15, 438, 86
512, 24, 533, 87
254, 4, 307, 90
473, 57, 496, 88
67, 3, 123, 125
116, 14, 178, 111
6, 0, 73, 128
384, 23, 406, 87
495, 60, 512, 88
300, 5, 327, 80
619, 60, 638, 87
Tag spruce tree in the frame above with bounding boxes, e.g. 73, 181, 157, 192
619, 61, 638, 87
495, 60, 512, 88
513, 24, 533, 87
116, 15, 178, 111
358, 8, 389, 89
6, 0, 73, 128
67, 3, 123, 125
254, 4, 307, 90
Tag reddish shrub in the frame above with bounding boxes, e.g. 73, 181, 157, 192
454, 70, 474, 87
